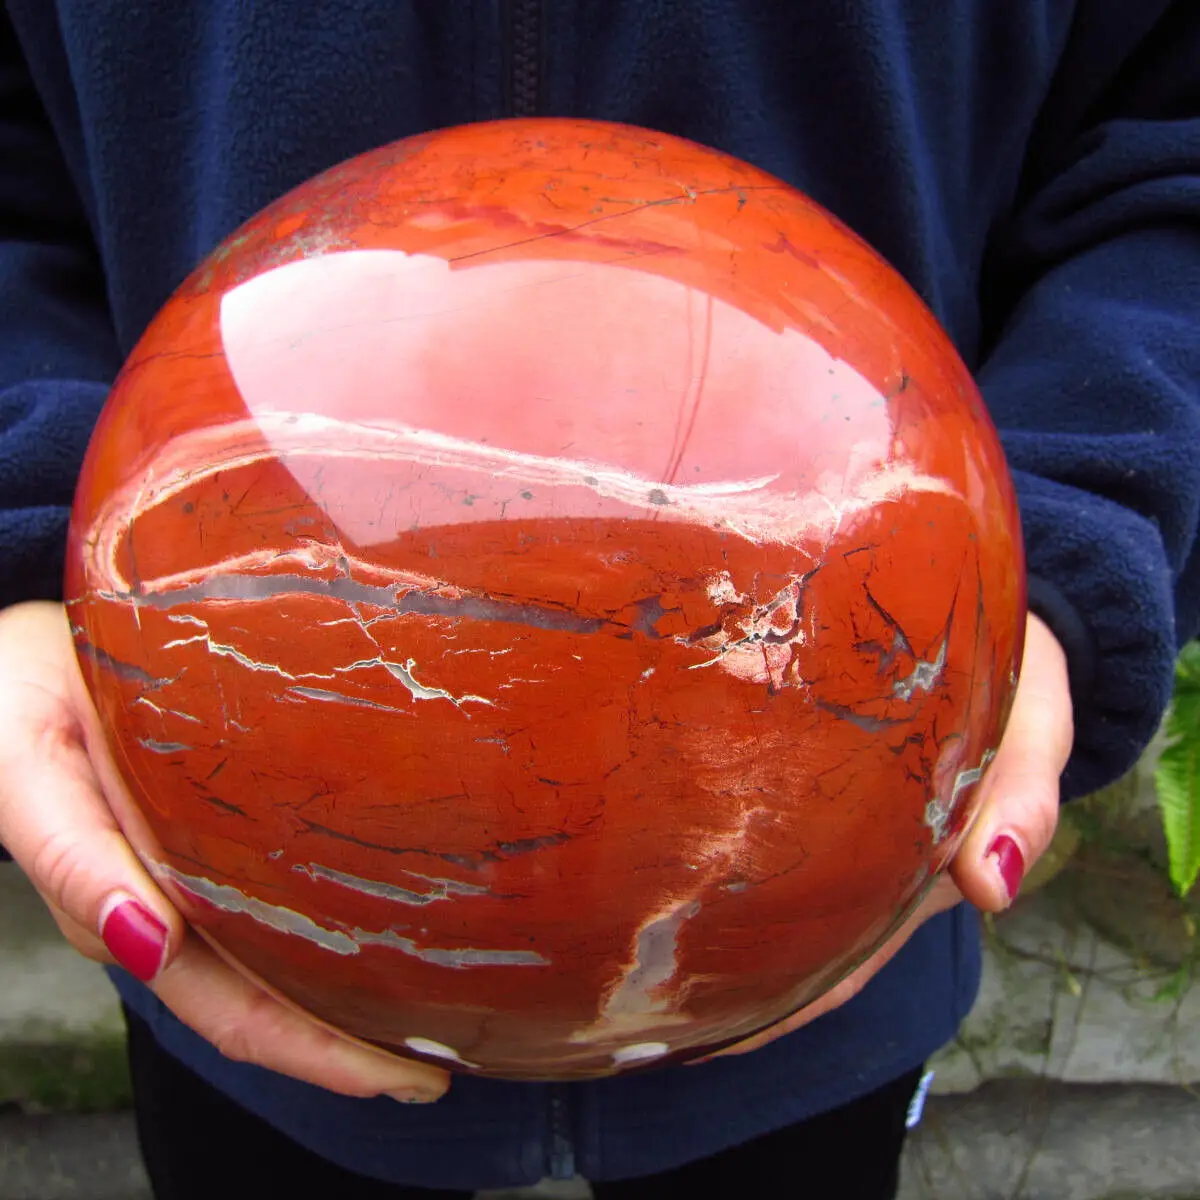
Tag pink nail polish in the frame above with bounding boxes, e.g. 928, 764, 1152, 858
100, 895, 168, 981
988, 835, 1026, 903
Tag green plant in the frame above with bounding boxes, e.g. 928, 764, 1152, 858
1153, 641, 1200, 897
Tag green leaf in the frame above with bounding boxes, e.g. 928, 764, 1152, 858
1151, 961, 1192, 1005
1154, 643, 1200, 897
1175, 640, 1200, 693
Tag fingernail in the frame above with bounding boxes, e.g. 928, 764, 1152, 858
385, 1087, 442, 1104
987, 835, 1026, 904
99, 893, 168, 982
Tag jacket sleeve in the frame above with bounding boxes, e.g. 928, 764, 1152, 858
977, 1, 1200, 799
0, 11, 121, 609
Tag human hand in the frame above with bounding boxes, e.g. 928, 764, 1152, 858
701, 611, 1073, 1059
0, 600, 450, 1103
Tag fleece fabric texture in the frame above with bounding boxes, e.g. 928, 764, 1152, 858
2, 0, 1199, 1188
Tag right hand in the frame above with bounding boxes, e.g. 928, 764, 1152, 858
0, 600, 450, 1104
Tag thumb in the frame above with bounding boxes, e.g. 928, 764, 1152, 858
0, 602, 182, 981
949, 613, 1074, 912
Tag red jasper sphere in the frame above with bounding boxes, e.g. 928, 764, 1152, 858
65, 118, 1025, 1080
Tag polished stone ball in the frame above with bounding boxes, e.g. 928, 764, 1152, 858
65, 118, 1025, 1080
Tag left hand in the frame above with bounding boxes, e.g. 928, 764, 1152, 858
702, 611, 1073, 1059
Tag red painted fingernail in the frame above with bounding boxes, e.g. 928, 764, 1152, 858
987, 835, 1026, 903
100, 894, 168, 982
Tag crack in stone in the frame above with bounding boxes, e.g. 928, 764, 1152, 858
893, 584, 959, 702
681, 576, 813, 686
73, 637, 172, 689
604, 898, 701, 1017
101, 602, 493, 713
286, 685, 412, 713
156, 862, 548, 966
382, 658, 494, 708
892, 634, 949, 701
137, 738, 193, 754
815, 699, 910, 733
154, 618, 299, 679
353, 927, 549, 967
133, 696, 203, 724
109, 570, 611, 635
294, 861, 490, 906
925, 748, 997, 842
862, 585, 913, 657
187, 782, 249, 817
571, 897, 703, 1046
445, 185, 785, 266
295, 818, 574, 870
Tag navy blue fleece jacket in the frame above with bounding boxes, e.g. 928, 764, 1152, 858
1, 0, 1198, 1189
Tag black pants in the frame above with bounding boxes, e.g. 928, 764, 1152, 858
125, 1006, 920, 1200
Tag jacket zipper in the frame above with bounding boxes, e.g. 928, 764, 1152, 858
504, 0, 571, 1179
547, 1083, 578, 1180
506, 0, 541, 116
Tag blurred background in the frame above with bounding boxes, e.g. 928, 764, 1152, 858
3, 718, 1199, 1200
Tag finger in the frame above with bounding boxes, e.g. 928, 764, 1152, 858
154, 932, 451, 1103
0, 608, 181, 982
40, 888, 448, 1101
0, 605, 449, 1101
949, 613, 1073, 912
30, 814, 452, 1103
40, 893, 113, 961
